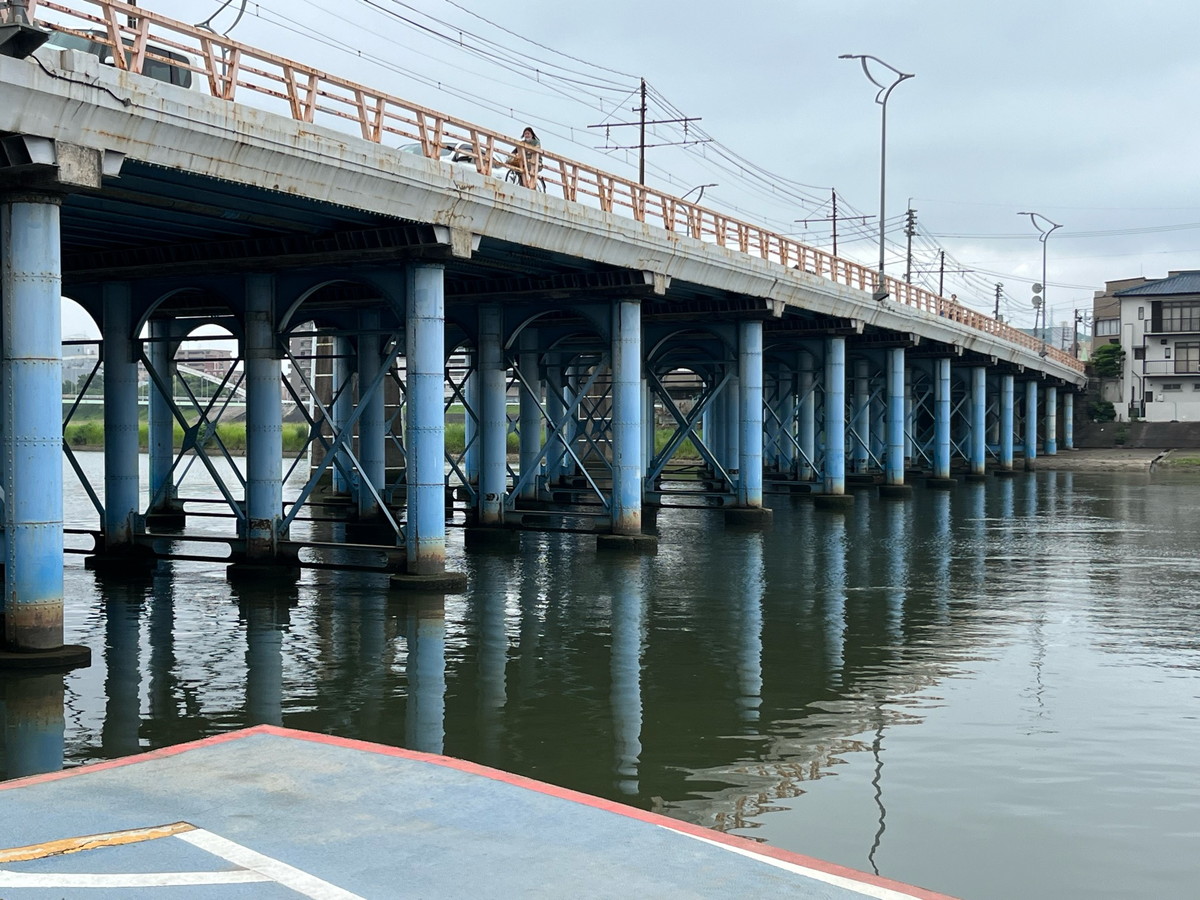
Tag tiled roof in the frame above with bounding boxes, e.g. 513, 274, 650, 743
1115, 271, 1200, 296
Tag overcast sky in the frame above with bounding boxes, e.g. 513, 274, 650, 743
54, 1, 1200, 335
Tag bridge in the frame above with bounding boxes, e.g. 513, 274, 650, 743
0, 0, 1085, 666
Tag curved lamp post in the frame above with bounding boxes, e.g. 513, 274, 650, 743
840, 54, 914, 301
680, 183, 717, 203
1018, 211, 1061, 352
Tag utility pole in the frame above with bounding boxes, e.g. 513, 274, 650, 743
588, 78, 703, 186
794, 189, 870, 258
994, 282, 1003, 319
904, 207, 917, 283
938, 250, 945, 297
1073, 308, 1083, 358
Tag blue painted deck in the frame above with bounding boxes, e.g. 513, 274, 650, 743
0, 727, 954, 898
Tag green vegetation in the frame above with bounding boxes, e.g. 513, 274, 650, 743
1089, 400, 1117, 422
63, 420, 309, 454
1162, 455, 1200, 468
1090, 344, 1125, 378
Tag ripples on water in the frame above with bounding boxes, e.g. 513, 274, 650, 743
3, 454, 1200, 900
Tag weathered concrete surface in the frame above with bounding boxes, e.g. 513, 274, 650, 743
1032, 448, 1167, 471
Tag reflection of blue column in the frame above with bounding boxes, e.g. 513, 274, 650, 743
735, 536, 764, 724
357, 309, 386, 519
331, 336, 352, 495
102, 592, 143, 756
611, 558, 646, 794
932, 491, 951, 623
245, 275, 283, 558
1063, 392, 1075, 450
611, 300, 643, 534
1, 673, 65, 779
1044, 386, 1058, 456
933, 358, 952, 479
970, 366, 987, 477
852, 358, 869, 473
737, 320, 763, 508
2, 197, 65, 650
797, 350, 815, 480
1024, 381, 1039, 465
999, 374, 1015, 472
406, 597, 446, 755
884, 501, 908, 641
518, 328, 541, 501
147, 319, 180, 518
479, 304, 506, 526
406, 265, 448, 574
245, 602, 285, 728
823, 337, 846, 495
823, 516, 847, 680
885, 348, 906, 486
102, 282, 140, 549
477, 568, 509, 764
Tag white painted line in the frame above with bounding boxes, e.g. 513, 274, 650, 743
177, 828, 367, 900
668, 827, 932, 900
0, 869, 271, 888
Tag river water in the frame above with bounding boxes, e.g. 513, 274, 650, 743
3, 451, 1199, 899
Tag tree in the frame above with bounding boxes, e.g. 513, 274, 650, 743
1091, 343, 1124, 378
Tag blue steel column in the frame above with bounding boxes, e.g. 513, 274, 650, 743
331, 336, 352, 495
1063, 391, 1075, 450
1, 195, 83, 661
776, 367, 795, 474
543, 360, 565, 488
243, 274, 283, 562
399, 264, 465, 588
356, 309, 385, 520
101, 282, 140, 551
816, 336, 849, 504
851, 358, 869, 473
478, 304, 506, 527
1044, 385, 1058, 456
610, 299, 644, 535
797, 350, 815, 481
1024, 380, 1039, 468
723, 373, 740, 483
462, 355, 480, 488
881, 346, 910, 497
147, 318, 181, 524
999, 373, 1015, 474
517, 328, 541, 501
727, 320, 769, 525
969, 366, 987, 479
930, 357, 954, 485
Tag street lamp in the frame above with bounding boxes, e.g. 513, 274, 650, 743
840, 54, 914, 301
680, 183, 717, 204
1018, 211, 1061, 351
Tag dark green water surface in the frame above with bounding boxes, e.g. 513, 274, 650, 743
4, 454, 1200, 899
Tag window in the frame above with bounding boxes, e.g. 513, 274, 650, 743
1134, 347, 1145, 360
1095, 318, 1119, 336
1175, 342, 1200, 374
1138, 306, 1145, 320
1163, 384, 1182, 391
1161, 302, 1200, 333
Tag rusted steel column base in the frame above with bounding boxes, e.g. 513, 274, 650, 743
85, 544, 159, 574
723, 507, 773, 529
596, 533, 658, 554
389, 571, 468, 593
0, 644, 91, 670
878, 484, 914, 499
226, 560, 301, 583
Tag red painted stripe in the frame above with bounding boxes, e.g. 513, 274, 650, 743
0, 725, 958, 900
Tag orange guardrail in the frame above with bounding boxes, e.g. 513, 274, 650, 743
27, 0, 1084, 374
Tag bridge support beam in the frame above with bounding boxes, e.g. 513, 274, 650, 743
518, 328, 541, 502
997, 373, 1015, 476
880, 347, 911, 498
240, 274, 285, 566
727, 319, 770, 526
98, 282, 143, 558
146, 318, 184, 528
851, 358, 870, 475
1024, 380, 1039, 470
356, 309, 386, 521
1063, 392, 1074, 450
928, 357, 955, 488
1, 193, 87, 667
544, 359, 566, 489
477, 304, 506, 528
395, 264, 466, 591
331, 335, 353, 496
797, 350, 815, 481
1044, 385, 1058, 456
967, 366, 987, 481
815, 336, 852, 508
599, 299, 656, 551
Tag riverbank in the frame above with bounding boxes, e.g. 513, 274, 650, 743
1031, 447, 1194, 471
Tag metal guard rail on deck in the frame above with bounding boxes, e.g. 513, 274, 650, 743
27, 0, 1084, 374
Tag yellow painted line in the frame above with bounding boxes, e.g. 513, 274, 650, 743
0, 821, 195, 864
